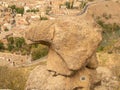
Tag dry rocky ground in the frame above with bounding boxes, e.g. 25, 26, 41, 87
96, 53, 120, 90
0, 53, 120, 90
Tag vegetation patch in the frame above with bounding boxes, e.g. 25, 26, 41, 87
65, 1, 74, 9
26, 9, 39, 13
9, 5, 24, 15
4, 28, 9, 32
96, 19, 120, 53
0, 65, 37, 90
80, 1, 87, 9
0, 37, 49, 60
31, 44, 49, 60
0, 41, 4, 51
7, 37, 26, 52
40, 16, 48, 20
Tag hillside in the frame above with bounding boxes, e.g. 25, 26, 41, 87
85, 0, 120, 53
0, 0, 120, 90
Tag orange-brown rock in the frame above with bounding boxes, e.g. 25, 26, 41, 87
25, 65, 97, 90
25, 16, 102, 90
26, 17, 102, 75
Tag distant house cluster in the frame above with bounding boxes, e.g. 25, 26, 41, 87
0, 52, 31, 67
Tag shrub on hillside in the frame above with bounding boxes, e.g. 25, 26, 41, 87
0, 41, 4, 51
20, 44, 31, 55
7, 37, 26, 52
7, 37, 14, 44
31, 44, 49, 60
80, 1, 87, 9
96, 19, 120, 52
16, 7, 24, 15
14, 37, 25, 49
40, 17, 48, 20
65, 1, 74, 9
7, 43, 14, 51
9, 5, 24, 15
26, 9, 39, 13
4, 28, 9, 31
65, 1, 71, 9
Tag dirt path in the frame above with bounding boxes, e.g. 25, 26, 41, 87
19, 56, 47, 67
77, 0, 106, 16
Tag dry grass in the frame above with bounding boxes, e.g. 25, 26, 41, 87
0, 61, 46, 90
97, 52, 120, 89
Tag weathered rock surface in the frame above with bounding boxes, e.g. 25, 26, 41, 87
26, 17, 102, 75
26, 21, 55, 43
95, 67, 119, 90
47, 49, 74, 76
25, 16, 102, 90
26, 65, 97, 90
86, 53, 98, 69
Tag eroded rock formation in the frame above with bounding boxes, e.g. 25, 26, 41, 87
25, 17, 102, 90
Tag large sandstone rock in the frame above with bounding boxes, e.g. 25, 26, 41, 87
47, 49, 74, 76
86, 53, 98, 69
25, 65, 96, 90
25, 16, 102, 90
26, 17, 102, 75
26, 21, 55, 43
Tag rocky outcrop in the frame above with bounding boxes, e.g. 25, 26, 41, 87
95, 67, 119, 90
25, 17, 102, 90
26, 65, 97, 90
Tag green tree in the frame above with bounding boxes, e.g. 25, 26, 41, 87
9, 5, 24, 15
15, 37, 25, 49
7, 44, 14, 51
0, 41, 4, 50
9, 5, 16, 10
65, 1, 71, 9
16, 7, 24, 15
7, 37, 14, 44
